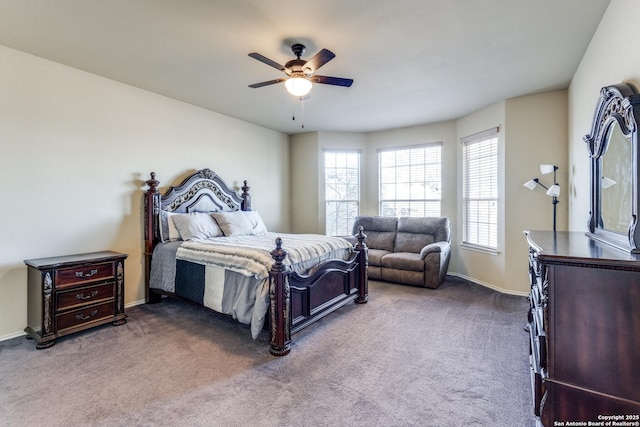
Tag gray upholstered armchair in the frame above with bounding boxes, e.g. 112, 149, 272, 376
350, 216, 451, 288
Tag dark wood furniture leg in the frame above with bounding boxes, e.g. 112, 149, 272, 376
269, 238, 291, 356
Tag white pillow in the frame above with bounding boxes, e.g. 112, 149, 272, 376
211, 211, 254, 236
171, 212, 224, 240
159, 211, 182, 242
243, 211, 268, 234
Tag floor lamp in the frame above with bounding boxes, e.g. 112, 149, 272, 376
523, 164, 560, 232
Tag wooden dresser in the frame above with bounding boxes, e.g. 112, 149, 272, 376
525, 231, 640, 425
24, 251, 127, 349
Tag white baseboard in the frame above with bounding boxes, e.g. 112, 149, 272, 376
448, 272, 529, 297
0, 330, 26, 342
1, 299, 149, 343
125, 299, 146, 308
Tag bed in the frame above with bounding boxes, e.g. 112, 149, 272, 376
143, 168, 368, 356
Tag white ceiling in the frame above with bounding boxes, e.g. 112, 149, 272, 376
0, 0, 610, 135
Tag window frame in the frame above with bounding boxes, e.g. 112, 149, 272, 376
323, 149, 361, 236
461, 127, 499, 253
377, 142, 442, 218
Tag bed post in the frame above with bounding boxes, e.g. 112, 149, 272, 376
269, 238, 291, 356
241, 180, 251, 211
144, 172, 162, 304
354, 226, 369, 304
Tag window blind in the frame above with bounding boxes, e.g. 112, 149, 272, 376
378, 143, 442, 217
462, 128, 498, 249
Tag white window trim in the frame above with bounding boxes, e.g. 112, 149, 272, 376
377, 142, 442, 217
461, 127, 499, 252
323, 149, 361, 236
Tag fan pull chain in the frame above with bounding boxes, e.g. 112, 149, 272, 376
291, 96, 305, 129
292, 95, 296, 121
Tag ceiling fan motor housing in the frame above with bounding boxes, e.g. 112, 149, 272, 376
286, 44, 310, 75
291, 43, 306, 58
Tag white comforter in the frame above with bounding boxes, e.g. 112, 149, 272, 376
161, 232, 353, 338
176, 232, 353, 280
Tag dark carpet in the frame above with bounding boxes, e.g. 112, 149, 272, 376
0, 278, 536, 427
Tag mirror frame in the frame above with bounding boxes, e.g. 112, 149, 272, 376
584, 83, 640, 253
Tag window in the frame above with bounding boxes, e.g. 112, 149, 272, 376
324, 150, 360, 236
462, 128, 498, 250
379, 143, 441, 217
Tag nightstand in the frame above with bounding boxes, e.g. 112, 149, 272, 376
24, 251, 128, 349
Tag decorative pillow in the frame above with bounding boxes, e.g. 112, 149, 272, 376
171, 212, 224, 240
211, 211, 254, 237
243, 211, 268, 234
159, 211, 182, 242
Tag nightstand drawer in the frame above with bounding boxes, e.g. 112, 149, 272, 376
56, 301, 115, 332
56, 282, 115, 311
56, 262, 114, 288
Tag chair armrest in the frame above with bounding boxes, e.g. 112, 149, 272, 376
419, 241, 450, 259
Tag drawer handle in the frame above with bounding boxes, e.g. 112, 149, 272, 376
75, 269, 99, 278
76, 290, 99, 300
75, 310, 98, 321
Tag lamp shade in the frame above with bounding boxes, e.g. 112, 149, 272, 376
540, 164, 557, 175
602, 176, 616, 189
285, 77, 312, 97
546, 184, 560, 197
523, 179, 538, 190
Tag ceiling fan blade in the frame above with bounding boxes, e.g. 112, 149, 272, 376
248, 53, 287, 72
311, 75, 353, 87
304, 49, 336, 74
248, 78, 287, 88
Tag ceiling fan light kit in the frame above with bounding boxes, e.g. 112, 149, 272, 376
284, 76, 312, 96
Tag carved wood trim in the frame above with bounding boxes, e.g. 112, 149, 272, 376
584, 83, 640, 252
43, 272, 52, 334
269, 237, 291, 356
116, 261, 124, 314
584, 84, 640, 158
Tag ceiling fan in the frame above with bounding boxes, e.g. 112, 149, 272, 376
248, 43, 353, 97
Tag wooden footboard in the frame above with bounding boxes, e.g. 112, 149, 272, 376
268, 228, 368, 356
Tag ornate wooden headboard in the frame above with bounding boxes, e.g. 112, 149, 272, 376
143, 168, 251, 297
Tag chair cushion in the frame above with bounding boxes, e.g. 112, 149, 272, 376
352, 216, 398, 252
381, 252, 424, 272
394, 217, 451, 253
367, 249, 391, 267
367, 266, 382, 280
381, 268, 423, 287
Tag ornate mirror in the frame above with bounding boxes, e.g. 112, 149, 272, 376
585, 83, 640, 253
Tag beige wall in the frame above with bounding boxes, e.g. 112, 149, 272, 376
290, 132, 320, 233
504, 91, 568, 293
569, 0, 640, 231
0, 45, 289, 340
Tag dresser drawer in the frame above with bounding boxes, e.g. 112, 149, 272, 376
56, 282, 115, 311
56, 301, 115, 332
55, 262, 115, 288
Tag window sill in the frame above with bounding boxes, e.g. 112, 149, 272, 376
460, 242, 500, 256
